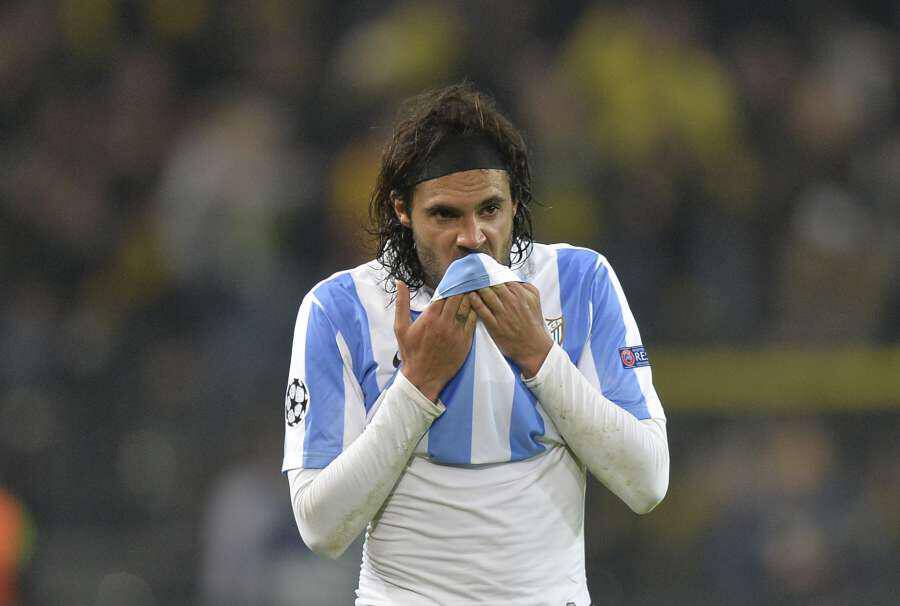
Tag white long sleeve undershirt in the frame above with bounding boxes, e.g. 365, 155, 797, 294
288, 371, 444, 559
522, 342, 669, 514
288, 342, 669, 559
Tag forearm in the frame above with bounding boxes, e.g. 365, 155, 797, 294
524, 343, 669, 514
287, 372, 444, 558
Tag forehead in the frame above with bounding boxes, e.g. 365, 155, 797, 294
412, 169, 510, 207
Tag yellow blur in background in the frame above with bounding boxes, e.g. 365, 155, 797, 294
1, 1, 898, 604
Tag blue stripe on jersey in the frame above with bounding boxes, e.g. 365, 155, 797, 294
556, 248, 595, 364
427, 343, 476, 464
313, 274, 381, 412
590, 263, 650, 419
434, 253, 491, 299
302, 303, 346, 468
507, 360, 546, 460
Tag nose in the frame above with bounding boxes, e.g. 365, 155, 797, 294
456, 215, 487, 251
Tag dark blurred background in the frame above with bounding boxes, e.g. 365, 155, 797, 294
1, 1, 898, 604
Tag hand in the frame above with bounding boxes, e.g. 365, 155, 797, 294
468, 282, 553, 379
394, 281, 477, 402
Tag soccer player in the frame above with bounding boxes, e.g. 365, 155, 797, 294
283, 83, 669, 605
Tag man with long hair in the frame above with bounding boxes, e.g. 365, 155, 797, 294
283, 83, 669, 605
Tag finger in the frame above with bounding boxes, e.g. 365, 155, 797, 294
423, 299, 447, 318
440, 294, 464, 322
476, 287, 505, 314
519, 282, 540, 296
493, 284, 522, 311
457, 294, 471, 321
468, 292, 498, 327
515, 282, 541, 304
394, 280, 411, 334
420, 287, 446, 318
493, 283, 515, 300
464, 308, 477, 337
508, 281, 539, 307
504, 281, 522, 299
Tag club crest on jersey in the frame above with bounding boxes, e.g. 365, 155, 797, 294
545, 317, 564, 346
285, 378, 309, 427
619, 346, 650, 369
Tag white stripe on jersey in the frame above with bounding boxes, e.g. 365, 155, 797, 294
470, 322, 514, 464
336, 331, 367, 451
282, 294, 313, 472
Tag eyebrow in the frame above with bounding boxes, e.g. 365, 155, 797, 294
478, 196, 505, 208
424, 196, 506, 215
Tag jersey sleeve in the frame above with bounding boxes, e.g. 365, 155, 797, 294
579, 256, 665, 421
282, 291, 367, 472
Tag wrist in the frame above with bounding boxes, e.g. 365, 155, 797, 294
517, 338, 553, 379
399, 368, 443, 402
393, 370, 447, 419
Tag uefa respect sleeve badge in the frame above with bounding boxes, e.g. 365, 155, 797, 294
618, 346, 650, 368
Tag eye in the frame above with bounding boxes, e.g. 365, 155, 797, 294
481, 204, 500, 216
434, 208, 455, 219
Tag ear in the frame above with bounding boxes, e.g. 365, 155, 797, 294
392, 191, 412, 227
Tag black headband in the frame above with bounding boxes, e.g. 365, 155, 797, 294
410, 133, 508, 186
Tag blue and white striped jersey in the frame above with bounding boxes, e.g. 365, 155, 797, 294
282, 242, 665, 472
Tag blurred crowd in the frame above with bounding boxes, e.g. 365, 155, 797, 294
1, 1, 898, 604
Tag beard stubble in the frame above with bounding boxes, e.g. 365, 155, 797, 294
412, 228, 513, 290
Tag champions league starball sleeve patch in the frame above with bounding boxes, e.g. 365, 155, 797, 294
285, 378, 309, 427
618, 346, 650, 369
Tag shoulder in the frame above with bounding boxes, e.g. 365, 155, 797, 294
304, 259, 389, 318
308, 259, 387, 303
529, 242, 610, 283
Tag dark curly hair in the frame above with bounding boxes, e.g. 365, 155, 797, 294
368, 82, 535, 293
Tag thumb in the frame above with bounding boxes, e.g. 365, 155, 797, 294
394, 280, 411, 335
